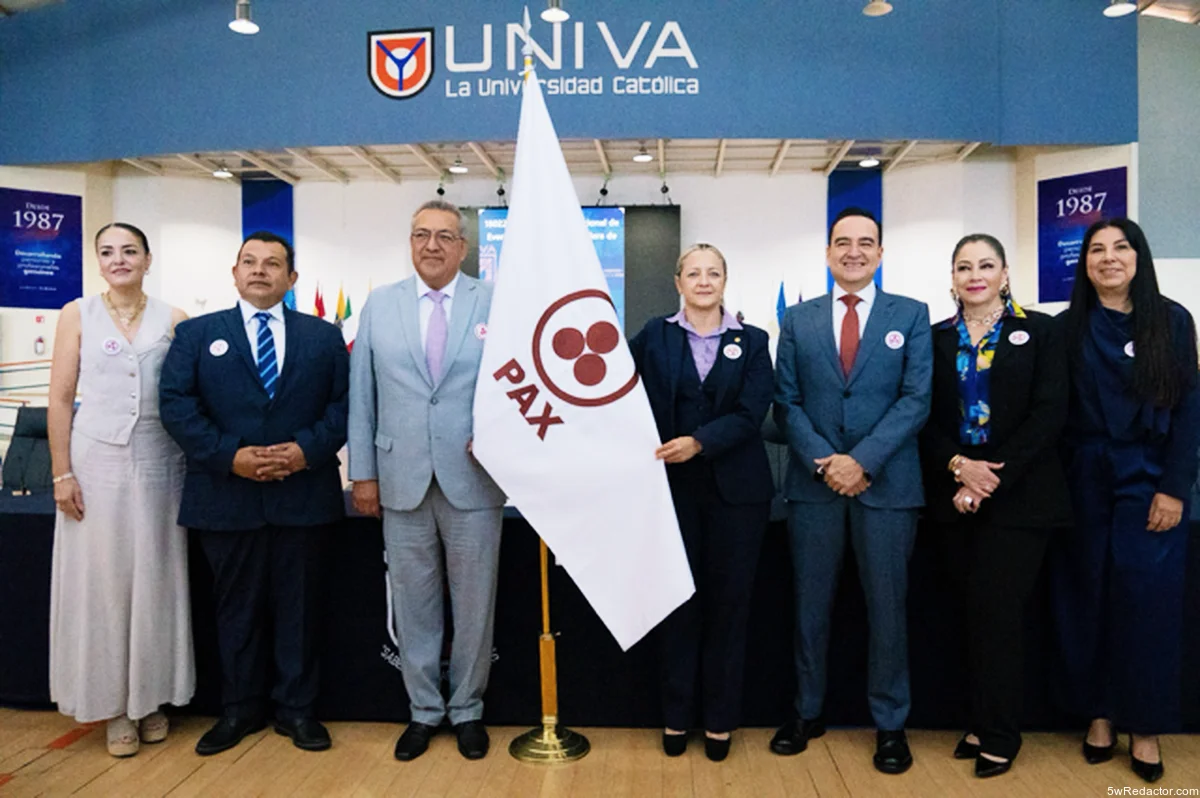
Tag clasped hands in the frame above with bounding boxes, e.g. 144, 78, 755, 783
815, 454, 869, 497
232, 443, 308, 483
950, 456, 1004, 514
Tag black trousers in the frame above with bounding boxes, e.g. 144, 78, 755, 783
939, 517, 1049, 761
659, 468, 768, 733
196, 524, 328, 721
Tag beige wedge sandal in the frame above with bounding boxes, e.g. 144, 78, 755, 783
107, 715, 140, 757
140, 711, 169, 744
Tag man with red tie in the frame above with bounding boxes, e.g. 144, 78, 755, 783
769, 207, 932, 773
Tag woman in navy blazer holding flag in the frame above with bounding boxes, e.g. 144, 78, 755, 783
629, 243, 774, 762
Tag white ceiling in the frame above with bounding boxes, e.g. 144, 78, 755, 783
116, 138, 992, 185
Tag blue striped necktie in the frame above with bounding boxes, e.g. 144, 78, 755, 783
254, 311, 279, 399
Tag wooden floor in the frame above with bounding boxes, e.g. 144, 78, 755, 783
2, 709, 1199, 796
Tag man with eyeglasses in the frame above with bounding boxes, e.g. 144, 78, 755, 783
347, 200, 504, 762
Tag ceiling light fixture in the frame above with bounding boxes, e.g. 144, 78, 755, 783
632, 145, 654, 163
862, 1, 894, 17
858, 156, 881, 168
448, 157, 469, 175
541, 0, 569, 23
213, 163, 234, 179
229, 0, 259, 34
1103, 0, 1137, 17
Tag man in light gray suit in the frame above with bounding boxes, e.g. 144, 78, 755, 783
770, 207, 932, 774
348, 199, 505, 762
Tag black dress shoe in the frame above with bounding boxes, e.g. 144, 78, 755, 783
769, 717, 826, 755
975, 753, 1012, 778
394, 722, 436, 761
195, 716, 267, 756
704, 735, 731, 762
874, 729, 913, 774
273, 718, 331, 752
1131, 755, 1164, 783
1130, 736, 1164, 783
453, 720, 489, 760
954, 734, 980, 760
1082, 738, 1115, 764
662, 732, 687, 757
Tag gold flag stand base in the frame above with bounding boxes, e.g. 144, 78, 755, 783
509, 540, 590, 764
509, 717, 590, 764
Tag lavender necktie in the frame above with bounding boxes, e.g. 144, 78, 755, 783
425, 289, 448, 382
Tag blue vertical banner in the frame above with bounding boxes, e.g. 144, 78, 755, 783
1037, 167, 1127, 303
0, 187, 83, 309
478, 206, 627, 329
826, 169, 883, 292
241, 180, 296, 308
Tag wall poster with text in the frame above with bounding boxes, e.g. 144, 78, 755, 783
478, 206, 626, 330
0, 188, 83, 309
1037, 167, 1127, 303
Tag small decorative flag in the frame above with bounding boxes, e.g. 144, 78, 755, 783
314, 284, 326, 318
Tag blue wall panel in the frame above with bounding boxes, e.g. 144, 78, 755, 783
241, 179, 295, 309
0, 0, 1137, 165
1138, 17, 1200, 258
826, 169, 884, 291
242, 180, 294, 245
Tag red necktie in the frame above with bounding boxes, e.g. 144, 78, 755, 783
839, 294, 861, 378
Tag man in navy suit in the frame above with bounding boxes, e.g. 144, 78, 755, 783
160, 231, 349, 756
770, 208, 932, 773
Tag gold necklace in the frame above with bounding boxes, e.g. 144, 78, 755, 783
963, 306, 1005, 328
103, 291, 147, 331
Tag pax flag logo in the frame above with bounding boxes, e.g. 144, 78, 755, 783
368, 29, 434, 99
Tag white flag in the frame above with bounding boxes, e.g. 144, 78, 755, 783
472, 65, 694, 651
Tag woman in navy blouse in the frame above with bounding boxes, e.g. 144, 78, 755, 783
921, 234, 1070, 778
1054, 218, 1199, 783
628, 244, 774, 762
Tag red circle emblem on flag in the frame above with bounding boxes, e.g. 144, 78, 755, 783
532, 289, 638, 407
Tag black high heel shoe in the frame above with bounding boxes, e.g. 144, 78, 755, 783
1130, 735, 1164, 783
1082, 734, 1115, 764
954, 734, 980, 760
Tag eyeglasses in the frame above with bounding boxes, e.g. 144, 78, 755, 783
411, 229, 463, 246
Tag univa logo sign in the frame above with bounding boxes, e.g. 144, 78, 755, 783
369, 20, 699, 101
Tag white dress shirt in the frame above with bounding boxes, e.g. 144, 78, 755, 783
238, 298, 286, 371
831, 279, 876, 352
415, 271, 460, 350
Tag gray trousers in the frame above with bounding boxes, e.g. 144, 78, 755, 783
788, 499, 917, 731
383, 479, 503, 726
